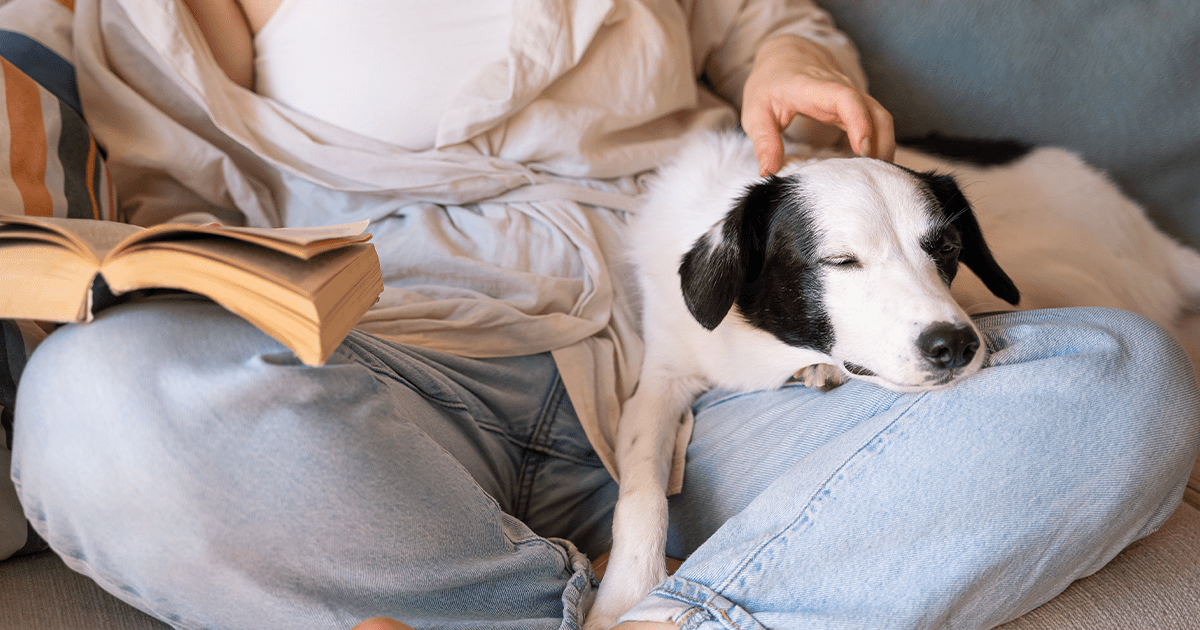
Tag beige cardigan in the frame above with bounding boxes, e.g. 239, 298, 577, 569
74, 0, 868, 489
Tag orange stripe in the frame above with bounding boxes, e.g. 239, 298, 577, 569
106, 165, 117, 221
3, 59, 53, 217
86, 139, 100, 219
53, 0, 75, 11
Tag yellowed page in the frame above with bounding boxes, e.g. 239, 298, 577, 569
110, 240, 374, 297
113, 221, 372, 260
0, 215, 143, 264
101, 243, 380, 365
0, 242, 96, 320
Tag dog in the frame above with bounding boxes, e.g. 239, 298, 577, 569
584, 130, 1022, 630
586, 130, 1200, 629
897, 136, 1200, 374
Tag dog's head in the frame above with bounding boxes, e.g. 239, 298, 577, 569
679, 157, 1019, 391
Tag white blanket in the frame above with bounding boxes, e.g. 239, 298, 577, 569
71, 0, 868, 489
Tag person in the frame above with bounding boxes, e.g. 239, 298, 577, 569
9, 1, 1199, 629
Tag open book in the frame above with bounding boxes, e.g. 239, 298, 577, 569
0, 215, 383, 366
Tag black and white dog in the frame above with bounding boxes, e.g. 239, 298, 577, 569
899, 136, 1200, 366
585, 130, 1200, 629
585, 130, 1021, 629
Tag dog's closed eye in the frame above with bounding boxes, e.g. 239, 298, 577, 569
822, 255, 861, 268
934, 239, 961, 256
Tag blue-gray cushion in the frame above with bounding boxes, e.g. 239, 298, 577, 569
819, 0, 1200, 248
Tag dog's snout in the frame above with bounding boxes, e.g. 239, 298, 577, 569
918, 322, 980, 370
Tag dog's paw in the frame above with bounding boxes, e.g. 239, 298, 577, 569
795, 363, 849, 390
583, 609, 622, 630
586, 556, 667, 630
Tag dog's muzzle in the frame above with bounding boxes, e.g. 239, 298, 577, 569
918, 322, 981, 370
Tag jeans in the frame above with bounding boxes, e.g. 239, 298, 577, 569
11, 298, 1200, 630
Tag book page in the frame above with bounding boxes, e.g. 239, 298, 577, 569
107, 239, 374, 298
217, 221, 371, 245
0, 215, 143, 264
115, 220, 372, 260
0, 241, 96, 321
100, 241, 381, 366
0, 216, 371, 261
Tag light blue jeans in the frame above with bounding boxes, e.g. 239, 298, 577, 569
10, 298, 1200, 630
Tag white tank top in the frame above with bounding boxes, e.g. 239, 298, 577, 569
253, 0, 512, 151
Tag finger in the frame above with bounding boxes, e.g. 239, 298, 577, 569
831, 92, 877, 158
838, 94, 895, 161
867, 99, 896, 161
353, 618, 415, 630
742, 105, 787, 176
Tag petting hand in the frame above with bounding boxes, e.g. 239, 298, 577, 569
351, 618, 414, 630
742, 34, 895, 175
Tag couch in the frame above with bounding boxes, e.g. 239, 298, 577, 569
3, 0, 1199, 628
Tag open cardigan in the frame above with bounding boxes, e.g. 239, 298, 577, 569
72, 0, 869, 490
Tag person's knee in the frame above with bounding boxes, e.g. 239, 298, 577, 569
1067, 308, 1200, 507
986, 308, 1199, 499
15, 300, 210, 444
1086, 307, 1198, 421
1021, 307, 1195, 402
11, 300, 264, 545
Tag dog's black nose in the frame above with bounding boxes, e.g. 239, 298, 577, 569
918, 322, 980, 370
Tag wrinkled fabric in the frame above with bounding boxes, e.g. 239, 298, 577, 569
14, 302, 1200, 629
72, 0, 867, 485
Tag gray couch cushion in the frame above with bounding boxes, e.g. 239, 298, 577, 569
0, 550, 168, 629
998, 502, 1200, 630
818, 0, 1200, 249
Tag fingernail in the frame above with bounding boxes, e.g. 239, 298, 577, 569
858, 137, 872, 158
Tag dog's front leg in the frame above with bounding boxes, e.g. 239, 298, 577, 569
586, 375, 699, 630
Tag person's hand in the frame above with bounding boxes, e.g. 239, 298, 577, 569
742, 35, 895, 175
351, 618, 414, 630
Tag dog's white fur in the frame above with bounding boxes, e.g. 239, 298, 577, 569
897, 146, 1200, 372
586, 131, 1016, 629
585, 131, 1200, 630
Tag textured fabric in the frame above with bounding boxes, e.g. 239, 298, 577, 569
621, 308, 1200, 630
72, 0, 867, 489
5, 507, 1200, 630
12, 303, 1200, 629
252, 0, 513, 151
0, 0, 106, 562
0, 550, 169, 629
5, 507, 1199, 630
1186, 455, 1200, 510
15, 299, 611, 630
0, 0, 115, 221
998, 503, 1200, 630
815, 0, 1200, 250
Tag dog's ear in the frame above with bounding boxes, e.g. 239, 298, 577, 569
923, 173, 1021, 306
679, 177, 783, 329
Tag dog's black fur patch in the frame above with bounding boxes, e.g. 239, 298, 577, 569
679, 165, 1019, 354
679, 175, 835, 354
843, 362, 876, 377
901, 132, 1033, 167
916, 172, 1021, 305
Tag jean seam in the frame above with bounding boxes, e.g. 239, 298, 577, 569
341, 333, 474, 411
514, 373, 565, 522
653, 587, 744, 630
714, 392, 929, 594
476, 423, 606, 468
341, 347, 469, 412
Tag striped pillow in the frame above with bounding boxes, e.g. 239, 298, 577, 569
1, 25, 116, 220
1, 0, 107, 561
